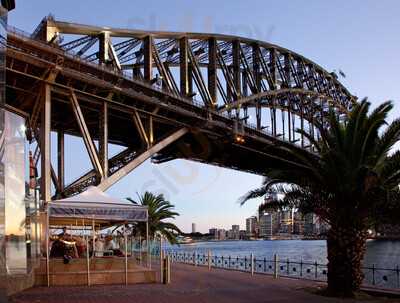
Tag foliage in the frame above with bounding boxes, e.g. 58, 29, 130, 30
240, 98, 400, 296
241, 99, 400, 227
127, 192, 182, 244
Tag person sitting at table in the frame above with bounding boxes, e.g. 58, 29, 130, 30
58, 227, 69, 238
105, 235, 124, 256
50, 239, 64, 258
74, 236, 86, 258
94, 237, 105, 257
50, 235, 78, 261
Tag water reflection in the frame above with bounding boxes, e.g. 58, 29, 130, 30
168, 239, 400, 268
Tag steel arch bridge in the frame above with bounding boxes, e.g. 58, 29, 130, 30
5, 16, 356, 201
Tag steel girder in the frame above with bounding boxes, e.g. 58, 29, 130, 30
39, 16, 355, 113
5, 16, 355, 198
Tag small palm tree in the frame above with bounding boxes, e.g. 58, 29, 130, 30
240, 99, 400, 297
127, 192, 182, 244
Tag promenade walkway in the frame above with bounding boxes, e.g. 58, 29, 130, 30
11, 263, 398, 303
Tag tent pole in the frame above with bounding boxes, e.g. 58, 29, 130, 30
146, 220, 150, 268
92, 218, 95, 259
125, 232, 128, 285
86, 234, 90, 286
139, 235, 141, 266
46, 209, 50, 287
159, 235, 163, 283
149, 233, 152, 269
130, 235, 133, 259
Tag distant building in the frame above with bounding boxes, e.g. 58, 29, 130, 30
303, 213, 330, 236
278, 209, 294, 234
209, 228, 218, 239
192, 223, 196, 233
229, 225, 240, 240
246, 216, 258, 237
226, 225, 240, 240
259, 212, 280, 238
217, 229, 226, 240
239, 230, 247, 240
208, 228, 227, 240
293, 212, 305, 235
259, 213, 273, 238
304, 213, 317, 235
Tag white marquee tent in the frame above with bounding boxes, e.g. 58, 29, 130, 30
48, 186, 148, 226
43, 186, 150, 287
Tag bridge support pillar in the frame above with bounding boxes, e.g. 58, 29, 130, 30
40, 84, 52, 203
57, 130, 65, 193
179, 37, 189, 96
252, 44, 262, 130
188, 63, 193, 100
232, 40, 241, 100
242, 71, 248, 123
99, 101, 108, 178
99, 31, 111, 65
208, 37, 217, 107
144, 36, 153, 81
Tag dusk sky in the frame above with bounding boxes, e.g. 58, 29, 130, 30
9, 1, 400, 233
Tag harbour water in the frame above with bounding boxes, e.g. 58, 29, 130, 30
167, 239, 400, 268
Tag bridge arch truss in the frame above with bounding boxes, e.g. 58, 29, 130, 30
37, 16, 355, 138
5, 16, 355, 198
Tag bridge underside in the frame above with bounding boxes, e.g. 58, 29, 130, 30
5, 17, 354, 200
6, 62, 289, 197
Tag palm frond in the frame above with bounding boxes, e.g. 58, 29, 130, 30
239, 98, 400, 226
126, 191, 181, 243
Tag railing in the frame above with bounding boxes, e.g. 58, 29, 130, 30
165, 251, 400, 290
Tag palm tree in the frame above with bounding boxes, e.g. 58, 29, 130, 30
240, 99, 400, 297
127, 192, 182, 244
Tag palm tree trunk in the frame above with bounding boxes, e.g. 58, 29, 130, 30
326, 223, 367, 297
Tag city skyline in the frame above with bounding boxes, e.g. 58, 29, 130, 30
8, 0, 400, 233
196, 209, 328, 241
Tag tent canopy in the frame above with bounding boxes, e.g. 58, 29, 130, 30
48, 186, 148, 226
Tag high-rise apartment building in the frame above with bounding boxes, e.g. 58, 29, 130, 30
246, 216, 258, 237
259, 213, 273, 238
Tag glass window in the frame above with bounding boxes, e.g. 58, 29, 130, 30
0, 4, 7, 299
4, 111, 27, 274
